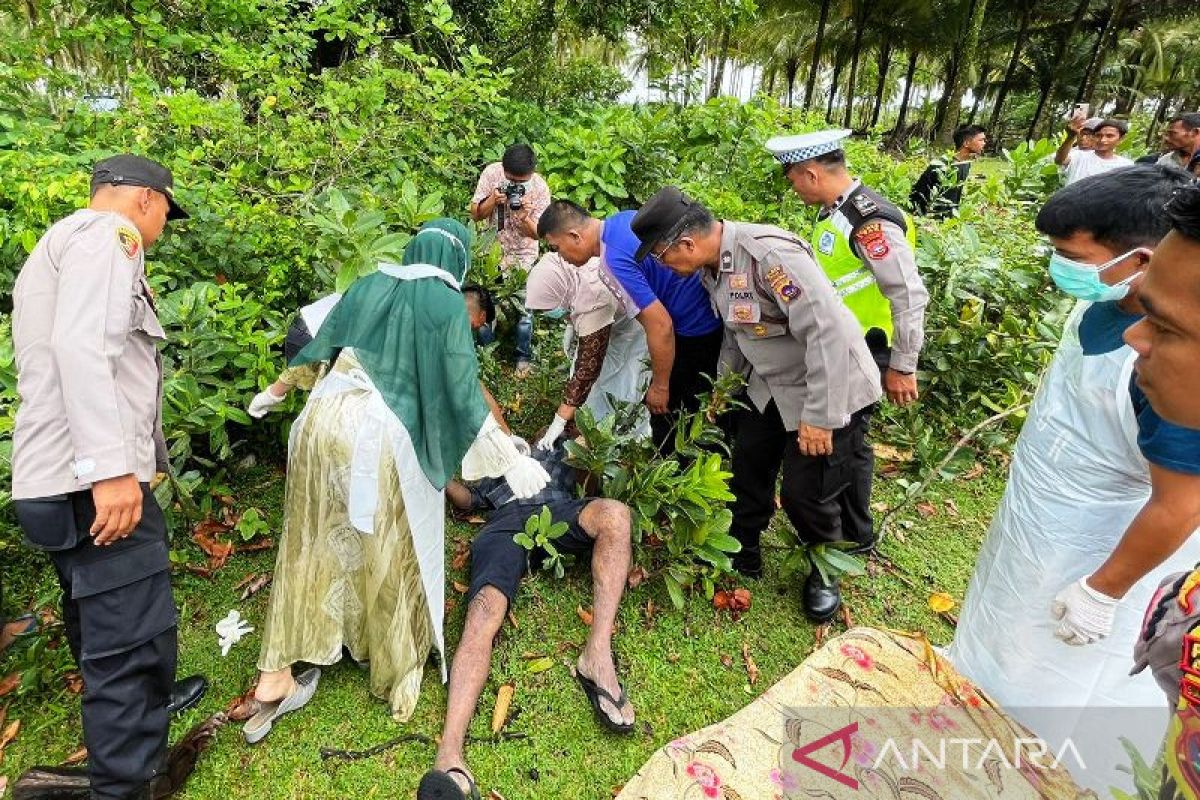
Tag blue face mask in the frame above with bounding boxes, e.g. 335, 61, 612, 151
541, 307, 568, 320
1047, 248, 1145, 303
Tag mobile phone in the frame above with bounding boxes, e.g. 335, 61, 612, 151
1073, 102, 1089, 119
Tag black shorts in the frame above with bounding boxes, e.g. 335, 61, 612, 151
467, 498, 594, 607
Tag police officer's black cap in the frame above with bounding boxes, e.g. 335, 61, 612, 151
91, 154, 188, 220
632, 186, 695, 261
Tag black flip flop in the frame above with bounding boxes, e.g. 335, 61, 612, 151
575, 669, 635, 735
417, 767, 481, 800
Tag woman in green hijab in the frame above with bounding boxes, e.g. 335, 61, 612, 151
244, 219, 549, 742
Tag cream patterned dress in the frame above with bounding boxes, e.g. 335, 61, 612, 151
257, 351, 445, 720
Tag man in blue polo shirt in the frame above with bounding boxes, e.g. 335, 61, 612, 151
538, 200, 722, 448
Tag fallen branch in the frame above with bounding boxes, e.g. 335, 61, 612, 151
319, 731, 529, 762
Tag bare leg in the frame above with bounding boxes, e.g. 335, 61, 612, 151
445, 479, 473, 511
254, 667, 295, 703
574, 499, 635, 726
434, 585, 507, 793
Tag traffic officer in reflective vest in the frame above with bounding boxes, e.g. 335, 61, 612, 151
631, 186, 882, 621
768, 129, 928, 406
10, 154, 206, 799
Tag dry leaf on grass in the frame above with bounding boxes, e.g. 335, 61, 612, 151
741, 643, 759, 687
239, 573, 272, 601
507, 611, 519, 629
0, 719, 21, 763
63, 747, 88, 765
491, 683, 515, 734
232, 572, 258, 593
466, 515, 487, 525
64, 672, 83, 694
444, 598, 458, 615
237, 538, 274, 553
928, 592, 957, 613
626, 565, 648, 589
840, 605, 854, 628
962, 463, 986, 480
452, 581, 469, 594
720, 653, 734, 669
915, 501, 938, 518
0, 673, 20, 698
577, 606, 594, 626
944, 499, 960, 517
451, 538, 471, 571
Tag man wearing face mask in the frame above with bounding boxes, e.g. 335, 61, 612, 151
946, 164, 1197, 796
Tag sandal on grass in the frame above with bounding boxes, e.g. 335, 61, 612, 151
417, 767, 481, 800
242, 667, 320, 745
575, 669, 635, 735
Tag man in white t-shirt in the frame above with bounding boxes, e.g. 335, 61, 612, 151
1055, 116, 1133, 185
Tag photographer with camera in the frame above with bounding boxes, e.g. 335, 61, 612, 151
470, 143, 551, 376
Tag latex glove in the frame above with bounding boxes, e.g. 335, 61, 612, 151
248, 388, 286, 419
216, 609, 254, 657
503, 455, 551, 499
510, 435, 532, 457
536, 414, 569, 451
1051, 577, 1119, 646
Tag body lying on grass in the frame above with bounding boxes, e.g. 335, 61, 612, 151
420, 442, 635, 800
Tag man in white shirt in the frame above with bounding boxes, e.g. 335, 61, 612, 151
1055, 117, 1133, 185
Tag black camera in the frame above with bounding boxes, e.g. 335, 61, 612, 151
502, 181, 526, 210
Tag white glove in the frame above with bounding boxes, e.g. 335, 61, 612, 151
1051, 577, 1119, 646
216, 609, 254, 657
248, 388, 286, 419
510, 435, 531, 457
503, 455, 551, 499
536, 415, 569, 451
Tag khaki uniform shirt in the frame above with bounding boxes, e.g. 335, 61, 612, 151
705, 221, 882, 431
12, 209, 167, 499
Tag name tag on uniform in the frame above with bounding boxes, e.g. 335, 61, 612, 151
728, 302, 760, 324
818, 230, 836, 255
766, 266, 802, 303
729, 274, 749, 290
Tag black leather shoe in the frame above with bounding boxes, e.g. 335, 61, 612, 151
168, 675, 209, 716
804, 569, 842, 623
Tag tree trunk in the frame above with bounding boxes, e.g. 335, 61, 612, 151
708, 25, 732, 101
967, 58, 992, 123
842, 7, 869, 128
870, 39, 894, 128
826, 49, 845, 123
1029, 0, 1089, 139
1078, 0, 1128, 107
891, 48, 919, 145
988, 0, 1034, 138
1145, 59, 1181, 147
786, 57, 800, 107
803, 0, 832, 111
936, 0, 989, 143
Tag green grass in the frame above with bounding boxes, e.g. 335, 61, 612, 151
0, 458, 1005, 799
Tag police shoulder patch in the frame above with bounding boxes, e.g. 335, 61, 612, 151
855, 223, 890, 260
765, 265, 802, 303
116, 226, 142, 260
